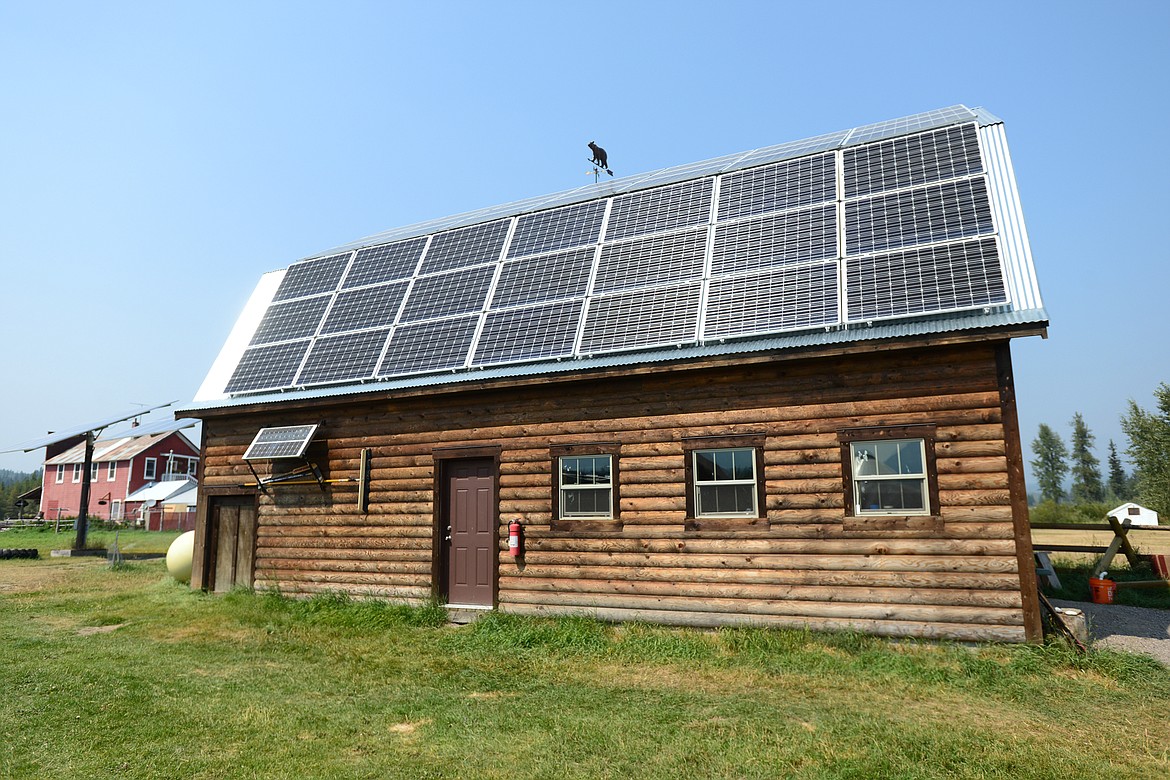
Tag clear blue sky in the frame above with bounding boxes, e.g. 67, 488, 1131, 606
2, 1, 1167, 494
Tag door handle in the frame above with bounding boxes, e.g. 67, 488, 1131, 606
444, 525, 452, 543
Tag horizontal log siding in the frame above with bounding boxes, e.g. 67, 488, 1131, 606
197, 341, 1028, 641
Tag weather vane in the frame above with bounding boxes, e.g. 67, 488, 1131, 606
587, 141, 613, 183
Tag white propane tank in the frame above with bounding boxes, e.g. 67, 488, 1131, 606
166, 530, 196, 583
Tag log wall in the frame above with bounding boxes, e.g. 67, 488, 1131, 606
193, 339, 1039, 642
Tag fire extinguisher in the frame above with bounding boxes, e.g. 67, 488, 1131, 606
508, 519, 523, 558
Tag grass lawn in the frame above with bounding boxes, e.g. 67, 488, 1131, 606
2, 558, 1168, 780
0, 526, 180, 557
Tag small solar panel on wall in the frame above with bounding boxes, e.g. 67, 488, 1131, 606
846, 237, 1008, 320
225, 340, 312, 393
272, 253, 350, 302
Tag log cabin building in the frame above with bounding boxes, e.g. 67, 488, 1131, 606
180, 106, 1049, 642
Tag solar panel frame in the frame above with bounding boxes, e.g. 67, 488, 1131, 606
320, 282, 410, 335
579, 282, 702, 354
711, 204, 838, 277
844, 177, 994, 256
420, 219, 511, 275
296, 328, 392, 386
376, 315, 481, 377
704, 262, 840, 340
490, 247, 595, 309
843, 123, 983, 199
271, 253, 351, 302
605, 178, 713, 242
506, 200, 606, 259
243, 424, 319, 460
225, 340, 313, 394
249, 294, 333, 346
845, 237, 1009, 321
718, 152, 837, 221
592, 227, 708, 294
397, 265, 497, 323
472, 299, 584, 367
343, 237, 428, 289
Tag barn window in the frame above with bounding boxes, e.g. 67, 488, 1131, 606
692, 448, 758, 517
56, 465, 64, 484
558, 455, 613, 518
107, 462, 117, 481
549, 443, 622, 530
72, 464, 82, 483
839, 426, 939, 518
91, 462, 99, 481
144, 457, 157, 481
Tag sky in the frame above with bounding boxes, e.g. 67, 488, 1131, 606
1, 1, 1167, 494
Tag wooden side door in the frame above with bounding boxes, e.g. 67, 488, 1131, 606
442, 459, 497, 607
207, 495, 257, 593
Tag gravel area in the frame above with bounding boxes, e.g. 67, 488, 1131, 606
1052, 599, 1170, 665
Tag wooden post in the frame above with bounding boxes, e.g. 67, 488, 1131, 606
73, 432, 95, 550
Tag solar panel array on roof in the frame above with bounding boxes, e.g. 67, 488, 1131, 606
220, 106, 1021, 396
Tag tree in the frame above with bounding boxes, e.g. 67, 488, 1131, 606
1107, 440, 1130, 501
1121, 382, 1170, 516
1069, 413, 1104, 503
1030, 423, 1069, 504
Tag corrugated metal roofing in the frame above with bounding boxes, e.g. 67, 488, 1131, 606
45, 430, 197, 466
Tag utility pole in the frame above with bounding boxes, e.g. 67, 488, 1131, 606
74, 431, 95, 550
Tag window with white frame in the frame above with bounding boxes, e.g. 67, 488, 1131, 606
187, 458, 198, 476
91, 462, 99, 481
56, 465, 64, 484
72, 464, 82, 483
144, 457, 157, 481
107, 461, 117, 481
847, 438, 930, 515
692, 448, 759, 518
558, 454, 613, 519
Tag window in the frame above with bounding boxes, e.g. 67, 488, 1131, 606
56, 465, 64, 484
693, 448, 758, 517
683, 435, 766, 529
549, 443, 621, 530
107, 462, 117, 481
839, 426, 938, 518
72, 464, 82, 483
559, 455, 613, 518
144, 457, 157, 481
91, 462, 99, 481
187, 458, 198, 476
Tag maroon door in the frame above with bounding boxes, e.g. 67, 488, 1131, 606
443, 459, 497, 607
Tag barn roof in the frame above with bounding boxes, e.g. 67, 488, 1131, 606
183, 105, 1046, 414
45, 430, 197, 466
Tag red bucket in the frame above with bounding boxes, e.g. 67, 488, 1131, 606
1089, 577, 1116, 604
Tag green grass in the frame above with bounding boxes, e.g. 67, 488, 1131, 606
0, 526, 180, 556
2, 558, 1169, 779
1050, 557, 1170, 609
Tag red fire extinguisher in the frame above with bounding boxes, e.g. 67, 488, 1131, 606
508, 519, 523, 558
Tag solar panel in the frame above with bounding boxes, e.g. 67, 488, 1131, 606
845, 178, 994, 256
398, 265, 496, 323
507, 200, 606, 259
605, 178, 713, 242
243, 424, 319, 460
593, 228, 708, 294
344, 237, 427, 288
843, 124, 982, 199
473, 299, 583, 366
249, 295, 332, 346
297, 329, 391, 385
321, 282, 409, 334
420, 219, 510, 274
272, 253, 350, 301
579, 283, 702, 354
225, 341, 312, 393
845, 106, 977, 146
846, 237, 1008, 321
711, 205, 837, 277
705, 262, 839, 339
377, 315, 480, 376
718, 153, 836, 222
491, 247, 594, 309
729, 130, 851, 169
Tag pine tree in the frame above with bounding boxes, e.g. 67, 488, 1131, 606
1030, 423, 1069, 504
1107, 440, 1129, 501
1122, 383, 1170, 516
1069, 413, 1104, 503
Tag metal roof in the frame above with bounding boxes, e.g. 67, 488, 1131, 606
45, 430, 198, 466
